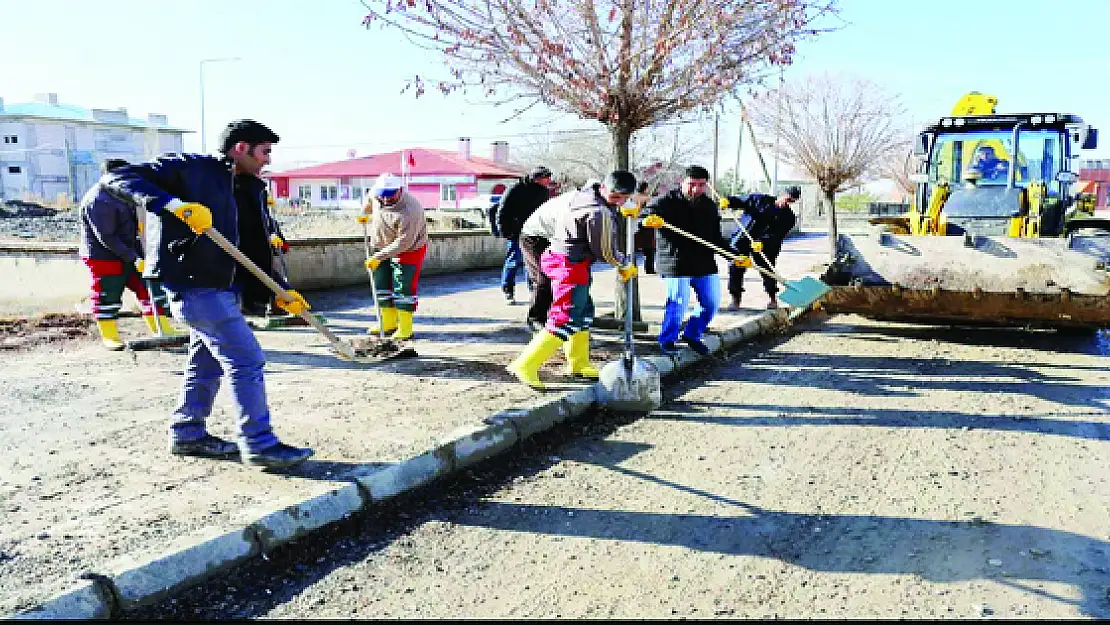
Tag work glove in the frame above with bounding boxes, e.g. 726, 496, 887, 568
751, 241, 764, 253
619, 206, 640, 218
269, 234, 289, 252
168, 201, 213, 234
617, 264, 638, 283
134, 258, 145, 273
356, 215, 370, 224
732, 255, 753, 268
275, 290, 311, 316
719, 197, 730, 210
266, 196, 275, 207
364, 257, 381, 271
642, 214, 664, 229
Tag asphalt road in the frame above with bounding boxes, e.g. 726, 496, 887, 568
126, 314, 1110, 619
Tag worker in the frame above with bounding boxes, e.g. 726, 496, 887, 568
358, 173, 429, 340
101, 119, 314, 470
641, 165, 739, 356
506, 170, 639, 390
725, 186, 799, 310
517, 182, 583, 332
79, 158, 177, 350
496, 166, 554, 304
968, 145, 1009, 183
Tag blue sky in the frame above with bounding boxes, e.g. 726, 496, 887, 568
1, 0, 1107, 174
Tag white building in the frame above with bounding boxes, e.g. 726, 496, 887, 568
0, 92, 190, 204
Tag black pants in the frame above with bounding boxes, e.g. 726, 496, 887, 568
641, 247, 656, 274
520, 234, 552, 324
728, 247, 780, 297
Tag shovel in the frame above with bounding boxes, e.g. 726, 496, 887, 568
199, 226, 399, 363
361, 219, 418, 361
598, 212, 662, 413
657, 219, 830, 310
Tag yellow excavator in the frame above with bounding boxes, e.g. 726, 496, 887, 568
821, 92, 1109, 330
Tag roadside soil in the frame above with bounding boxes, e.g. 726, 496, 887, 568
128, 314, 1110, 620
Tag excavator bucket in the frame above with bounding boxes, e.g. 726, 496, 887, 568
821, 231, 1110, 330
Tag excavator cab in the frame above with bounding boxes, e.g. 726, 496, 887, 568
822, 93, 1110, 330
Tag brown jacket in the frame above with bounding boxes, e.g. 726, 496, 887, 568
362, 191, 429, 260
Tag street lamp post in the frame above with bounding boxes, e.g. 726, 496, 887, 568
199, 57, 241, 153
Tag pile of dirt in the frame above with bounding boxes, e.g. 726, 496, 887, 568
0, 312, 93, 351
0, 200, 59, 219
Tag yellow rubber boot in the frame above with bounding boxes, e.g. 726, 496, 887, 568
368, 307, 398, 335
157, 315, 179, 335
391, 309, 414, 341
143, 314, 180, 336
506, 331, 564, 391
95, 319, 126, 351
565, 330, 599, 379
142, 315, 158, 334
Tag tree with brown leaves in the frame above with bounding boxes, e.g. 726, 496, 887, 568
360, 0, 837, 318
745, 73, 911, 259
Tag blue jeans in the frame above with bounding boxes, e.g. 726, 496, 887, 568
165, 287, 279, 454
500, 239, 526, 295
659, 274, 721, 345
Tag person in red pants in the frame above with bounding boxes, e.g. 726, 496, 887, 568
78, 158, 177, 350
506, 171, 639, 390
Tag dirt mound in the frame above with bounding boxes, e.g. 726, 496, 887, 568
0, 200, 59, 219
0, 312, 92, 351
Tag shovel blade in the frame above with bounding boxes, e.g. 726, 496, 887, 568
779, 276, 832, 309
598, 357, 662, 413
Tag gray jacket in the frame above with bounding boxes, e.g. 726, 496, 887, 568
545, 188, 629, 268
78, 182, 142, 264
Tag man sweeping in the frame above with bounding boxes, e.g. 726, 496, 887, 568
506, 171, 639, 391
726, 186, 800, 310
359, 173, 428, 340
79, 158, 177, 350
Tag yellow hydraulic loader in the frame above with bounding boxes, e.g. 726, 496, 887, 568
821, 92, 1109, 330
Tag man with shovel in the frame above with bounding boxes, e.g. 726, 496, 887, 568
79, 158, 178, 350
726, 186, 799, 310
506, 171, 639, 391
641, 165, 736, 357
102, 119, 314, 470
358, 173, 428, 341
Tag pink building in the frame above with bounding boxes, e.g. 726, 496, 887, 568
1079, 160, 1110, 212
265, 139, 522, 210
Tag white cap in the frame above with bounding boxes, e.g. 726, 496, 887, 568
371, 173, 404, 196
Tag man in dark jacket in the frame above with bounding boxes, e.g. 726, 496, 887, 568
79, 158, 177, 350
641, 165, 741, 356
496, 166, 553, 304
102, 119, 313, 470
726, 185, 800, 310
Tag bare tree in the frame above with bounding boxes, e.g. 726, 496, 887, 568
511, 122, 713, 189
882, 148, 918, 203
360, 0, 837, 169
360, 0, 837, 319
745, 73, 911, 259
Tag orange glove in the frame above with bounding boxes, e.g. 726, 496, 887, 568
134, 258, 145, 273
751, 241, 764, 253
619, 206, 639, 218
732, 256, 753, 268
642, 215, 664, 229
356, 215, 370, 224
168, 201, 213, 234
365, 258, 381, 271
718, 197, 730, 210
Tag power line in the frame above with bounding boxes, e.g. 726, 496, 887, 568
275, 118, 706, 152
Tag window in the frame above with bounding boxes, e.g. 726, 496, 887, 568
2, 135, 17, 144
319, 185, 337, 201
297, 185, 312, 200
440, 184, 457, 202
7, 166, 21, 174
352, 187, 362, 200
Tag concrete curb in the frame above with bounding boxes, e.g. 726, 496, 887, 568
8, 307, 805, 620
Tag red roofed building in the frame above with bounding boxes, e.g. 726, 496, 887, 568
265, 138, 523, 210
1079, 159, 1110, 212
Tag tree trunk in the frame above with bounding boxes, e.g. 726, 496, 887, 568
824, 189, 839, 262
610, 123, 641, 322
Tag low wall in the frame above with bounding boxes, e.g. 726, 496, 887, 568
0, 231, 506, 315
